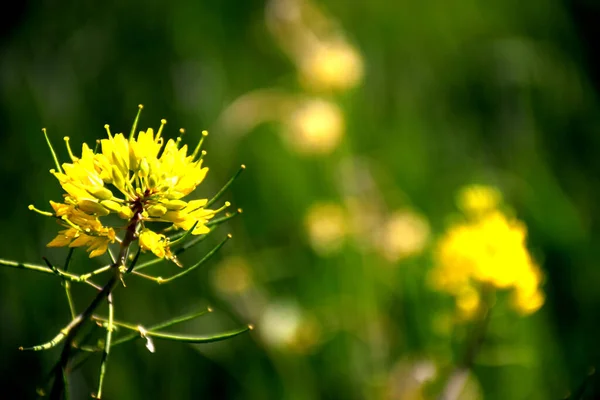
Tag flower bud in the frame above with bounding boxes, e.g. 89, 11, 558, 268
78, 199, 110, 216
161, 199, 187, 210
148, 173, 158, 188
147, 204, 167, 217
118, 206, 134, 220
89, 186, 113, 201
100, 200, 122, 213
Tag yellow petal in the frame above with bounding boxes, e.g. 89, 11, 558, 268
47, 229, 76, 247
139, 229, 168, 258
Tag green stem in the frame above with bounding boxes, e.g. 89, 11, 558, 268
126, 247, 141, 273
130, 257, 163, 272
81, 308, 212, 352
168, 222, 198, 247
438, 287, 494, 400
205, 209, 242, 227
138, 325, 252, 344
129, 105, 143, 141
79, 265, 112, 282
62, 249, 76, 319
133, 229, 216, 273
92, 317, 251, 344
100, 307, 211, 342
49, 205, 143, 400
96, 291, 114, 399
0, 258, 80, 281
43, 128, 63, 173
141, 234, 230, 284
1, 258, 104, 290
174, 228, 216, 255
205, 165, 245, 208
48, 268, 120, 400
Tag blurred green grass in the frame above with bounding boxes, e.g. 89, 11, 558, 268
2, 0, 600, 399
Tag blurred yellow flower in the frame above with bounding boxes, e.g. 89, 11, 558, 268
386, 359, 437, 400
212, 256, 253, 295
379, 210, 430, 262
430, 185, 544, 317
304, 202, 348, 255
457, 184, 502, 215
266, 0, 364, 92
37, 108, 224, 261
259, 300, 321, 353
284, 98, 344, 155
298, 39, 364, 92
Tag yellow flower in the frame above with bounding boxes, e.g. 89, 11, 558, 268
378, 210, 430, 262
138, 229, 170, 259
304, 202, 348, 255
298, 39, 364, 92
36, 107, 226, 261
430, 185, 544, 316
284, 98, 344, 155
457, 184, 502, 215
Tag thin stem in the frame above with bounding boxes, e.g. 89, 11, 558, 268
43, 128, 63, 173
107, 247, 117, 265
146, 234, 230, 285
129, 105, 144, 141
101, 307, 212, 343
62, 249, 76, 319
92, 316, 251, 344
168, 222, 198, 247
83, 307, 212, 352
96, 291, 114, 399
133, 229, 216, 273
437, 287, 494, 400
205, 208, 242, 227
84, 280, 104, 292
49, 205, 143, 400
48, 268, 120, 400
175, 228, 216, 255
126, 247, 141, 274
66, 350, 94, 374
130, 270, 161, 282
1, 257, 102, 291
144, 326, 251, 343
130, 257, 163, 273
0, 258, 81, 281
66, 324, 106, 372
19, 329, 70, 352
79, 265, 112, 282
205, 165, 245, 208
62, 366, 70, 400
191, 130, 208, 159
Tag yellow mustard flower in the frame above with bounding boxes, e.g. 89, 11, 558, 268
45, 201, 117, 258
35, 107, 228, 262
430, 185, 544, 317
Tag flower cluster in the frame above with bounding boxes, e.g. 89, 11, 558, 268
34, 107, 225, 263
429, 185, 544, 318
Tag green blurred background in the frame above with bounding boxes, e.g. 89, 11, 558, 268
2, 0, 600, 399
